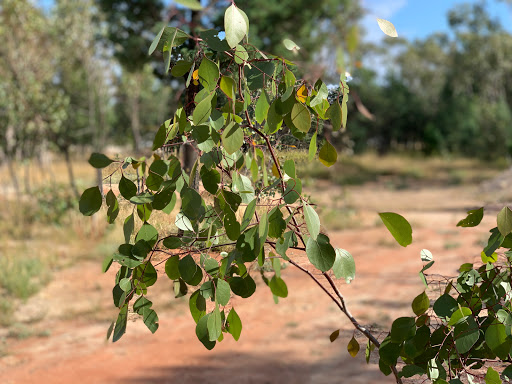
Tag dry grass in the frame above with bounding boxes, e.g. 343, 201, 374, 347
282, 150, 507, 188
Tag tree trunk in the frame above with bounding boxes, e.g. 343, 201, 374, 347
63, 147, 79, 199
23, 161, 31, 194
129, 73, 143, 153
6, 156, 20, 195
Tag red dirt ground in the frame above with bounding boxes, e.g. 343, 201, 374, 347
0, 181, 503, 383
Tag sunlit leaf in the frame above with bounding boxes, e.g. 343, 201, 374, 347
318, 140, 337, 167
283, 38, 300, 50
224, 4, 248, 48
379, 212, 412, 247
377, 18, 398, 37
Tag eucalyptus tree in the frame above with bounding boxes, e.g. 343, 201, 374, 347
79, 3, 512, 383
0, 0, 67, 193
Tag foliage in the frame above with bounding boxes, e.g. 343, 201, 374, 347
377, 208, 512, 384
347, 3, 512, 159
78, 3, 512, 384
82, 0, 355, 355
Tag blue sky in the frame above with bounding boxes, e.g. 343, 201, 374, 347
39, 0, 512, 42
362, 0, 512, 43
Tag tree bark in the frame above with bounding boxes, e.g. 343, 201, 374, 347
129, 73, 143, 153
63, 147, 79, 199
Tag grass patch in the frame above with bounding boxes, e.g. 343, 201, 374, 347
0, 255, 51, 300
279, 150, 506, 188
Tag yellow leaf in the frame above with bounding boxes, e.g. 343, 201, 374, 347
347, 335, 360, 357
192, 69, 199, 86
296, 84, 308, 103
271, 162, 280, 178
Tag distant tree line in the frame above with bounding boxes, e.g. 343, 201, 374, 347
346, 3, 512, 160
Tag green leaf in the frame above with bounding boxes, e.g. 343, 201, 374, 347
230, 275, 256, 298
133, 261, 158, 288
112, 304, 128, 342
135, 223, 158, 247
174, 278, 188, 298
379, 336, 400, 366
290, 102, 311, 133
198, 58, 219, 92
119, 278, 131, 292
148, 25, 165, 55
448, 307, 472, 326
175, 0, 203, 11
216, 279, 231, 306
379, 212, 412, 247
224, 4, 248, 48
332, 248, 356, 283
241, 199, 257, 231
153, 119, 177, 151
308, 132, 317, 161
179, 255, 200, 284
454, 316, 479, 354
175, 213, 194, 231
255, 91, 270, 124
165, 255, 180, 280
196, 314, 216, 350
119, 176, 137, 200
163, 29, 177, 74
390, 317, 416, 343
502, 365, 512, 380
102, 254, 113, 273
330, 329, 340, 342
485, 367, 502, 384
123, 214, 134, 243
377, 18, 398, 37
318, 140, 337, 167
221, 122, 243, 155
207, 306, 222, 341
411, 291, 430, 316
485, 319, 512, 360
181, 187, 205, 221
200, 30, 231, 52
327, 101, 343, 131
234, 44, 248, 64
457, 207, 484, 227
398, 365, 426, 378
130, 193, 154, 205
88, 153, 113, 168
232, 173, 255, 204
224, 210, 241, 241
227, 308, 242, 341
306, 234, 336, 272
193, 93, 213, 125
133, 297, 159, 334
106, 190, 119, 224
220, 76, 236, 100
156, 27, 190, 51
283, 38, 300, 50
498, 206, 512, 237
347, 336, 360, 357
171, 60, 193, 77
244, 61, 275, 91
189, 290, 206, 323
200, 167, 220, 195
79, 186, 102, 216
433, 293, 458, 320
269, 276, 288, 298
268, 207, 286, 239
